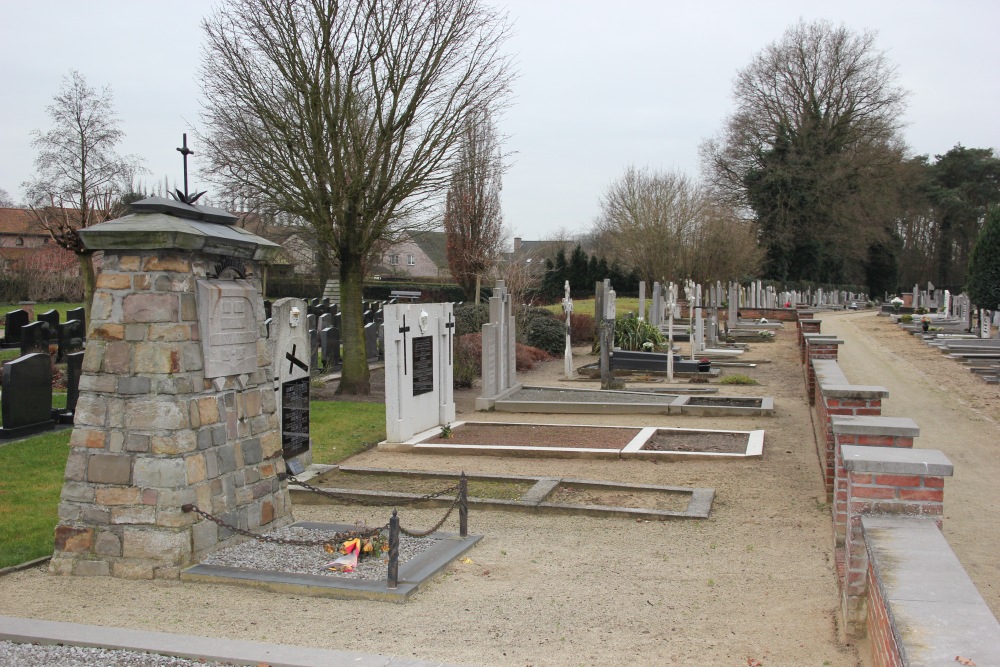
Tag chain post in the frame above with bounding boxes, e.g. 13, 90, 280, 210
459, 472, 468, 537
387, 509, 400, 589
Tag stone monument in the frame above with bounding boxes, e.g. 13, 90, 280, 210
50, 152, 291, 579
476, 280, 519, 410
267, 298, 312, 475
383, 302, 456, 442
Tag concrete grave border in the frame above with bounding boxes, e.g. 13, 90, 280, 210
380, 421, 765, 461
180, 521, 480, 603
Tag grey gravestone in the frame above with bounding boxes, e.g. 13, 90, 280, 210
57, 320, 85, 362
0, 352, 55, 439
320, 326, 340, 371
317, 313, 331, 333
365, 322, 379, 361
37, 310, 60, 339
20, 321, 51, 355
309, 327, 319, 373
4, 309, 28, 347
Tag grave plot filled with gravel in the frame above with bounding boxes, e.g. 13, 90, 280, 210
198, 525, 433, 581
0, 641, 231, 667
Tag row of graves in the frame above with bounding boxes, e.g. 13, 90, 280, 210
0, 306, 88, 439
887, 286, 1000, 383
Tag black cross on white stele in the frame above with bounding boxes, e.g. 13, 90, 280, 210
286, 344, 308, 374
398, 315, 410, 375
445, 311, 455, 364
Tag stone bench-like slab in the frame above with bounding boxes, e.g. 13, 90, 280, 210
862, 516, 1000, 666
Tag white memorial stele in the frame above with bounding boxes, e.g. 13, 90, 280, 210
383, 302, 456, 442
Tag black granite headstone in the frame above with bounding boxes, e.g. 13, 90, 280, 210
57, 319, 85, 362
263, 300, 272, 320
412, 335, 434, 396
66, 307, 86, 325
281, 376, 310, 458
57, 351, 85, 424
0, 352, 55, 438
320, 326, 341, 371
20, 321, 51, 355
3, 309, 28, 348
37, 310, 60, 339
309, 328, 319, 374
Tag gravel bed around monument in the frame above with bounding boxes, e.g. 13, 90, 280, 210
198, 526, 432, 581
0, 641, 230, 667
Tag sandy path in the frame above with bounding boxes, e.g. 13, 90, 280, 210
0, 328, 860, 666
818, 310, 1000, 617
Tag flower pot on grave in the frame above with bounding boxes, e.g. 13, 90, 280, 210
922, 321, 929, 332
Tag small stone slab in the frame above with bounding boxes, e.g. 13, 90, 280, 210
831, 416, 919, 437
181, 521, 480, 603
841, 445, 953, 476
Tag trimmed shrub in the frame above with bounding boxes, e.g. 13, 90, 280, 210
454, 303, 490, 337
454, 334, 481, 388
524, 315, 566, 356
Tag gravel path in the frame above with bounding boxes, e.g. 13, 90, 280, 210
0, 641, 229, 667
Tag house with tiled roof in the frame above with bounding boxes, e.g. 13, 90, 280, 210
375, 230, 451, 280
0, 208, 53, 254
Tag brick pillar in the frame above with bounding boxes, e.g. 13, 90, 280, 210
840, 446, 953, 639
795, 311, 816, 349
816, 386, 887, 499
804, 336, 842, 403
831, 416, 919, 546
799, 319, 822, 358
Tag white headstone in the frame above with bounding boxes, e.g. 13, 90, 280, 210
563, 281, 573, 378
479, 281, 518, 403
384, 302, 456, 442
638, 281, 646, 321
268, 298, 311, 470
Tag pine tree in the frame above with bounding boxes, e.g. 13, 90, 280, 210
966, 206, 1000, 310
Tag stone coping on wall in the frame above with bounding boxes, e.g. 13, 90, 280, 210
831, 416, 920, 438
862, 516, 1000, 666
841, 445, 953, 477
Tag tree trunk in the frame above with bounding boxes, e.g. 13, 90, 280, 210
336, 248, 370, 395
474, 273, 481, 304
79, 252, 96, 333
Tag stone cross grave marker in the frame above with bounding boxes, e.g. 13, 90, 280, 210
268, 298, 312, 473
0, 352, 54, 439
384, 302, 456, 442
562, 280, 573, 378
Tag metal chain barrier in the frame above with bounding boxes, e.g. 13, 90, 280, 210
180, 504, 384, 548
284, 474, 460, 508
398, 491, 460, 537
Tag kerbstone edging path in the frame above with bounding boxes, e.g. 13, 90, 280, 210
817, 310, 1000, 619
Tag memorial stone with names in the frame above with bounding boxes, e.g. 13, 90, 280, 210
0, 352, 55, 439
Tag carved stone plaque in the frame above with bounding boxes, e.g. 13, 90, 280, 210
197, 279, 259, 379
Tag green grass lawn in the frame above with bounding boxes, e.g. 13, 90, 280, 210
0, 398, 384, 569
543, 297, 641, 318
0, 429, 71, 569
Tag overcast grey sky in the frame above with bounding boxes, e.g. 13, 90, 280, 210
2, 1, 998, 242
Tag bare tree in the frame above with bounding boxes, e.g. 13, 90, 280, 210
23, 70, 142, 326
200, 0, 514, 394
444, 109, 507, 302
700, 19, 908, 284
0, 188, 15, 208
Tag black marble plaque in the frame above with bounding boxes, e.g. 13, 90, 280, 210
281, 376, 310, 458
412, 335, 434, 396
0, 352, 54, 438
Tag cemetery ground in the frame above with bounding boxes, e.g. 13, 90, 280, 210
0, 310, 997, 665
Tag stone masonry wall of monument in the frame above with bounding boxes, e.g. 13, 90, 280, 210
50, 250, 291, 579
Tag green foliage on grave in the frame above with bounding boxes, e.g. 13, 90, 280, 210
309, 401, 386, 464
719, 374, 758, 385
613, 316, 665, 351
0, 429, 71, 569
966, 206, 1000, 310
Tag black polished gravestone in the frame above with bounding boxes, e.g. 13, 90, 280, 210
0, 352, 55, 439
20, 321, 51, 355
281, 376, 310, 459
320, 326, 340, 371
364, 321, 379, 361
54, 350, 84, 424
57, 320, 85, 362
412, 335, 434, 396
37, 310, 60, 340
3, 309, 28, 348
309, 327, 319, 374
263, 300, 272, 321
66, 307, 85, 328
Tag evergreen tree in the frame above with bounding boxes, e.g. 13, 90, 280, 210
966, 206, 1000, 311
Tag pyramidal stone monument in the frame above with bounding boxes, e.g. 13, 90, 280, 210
50, 177, 293, 579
